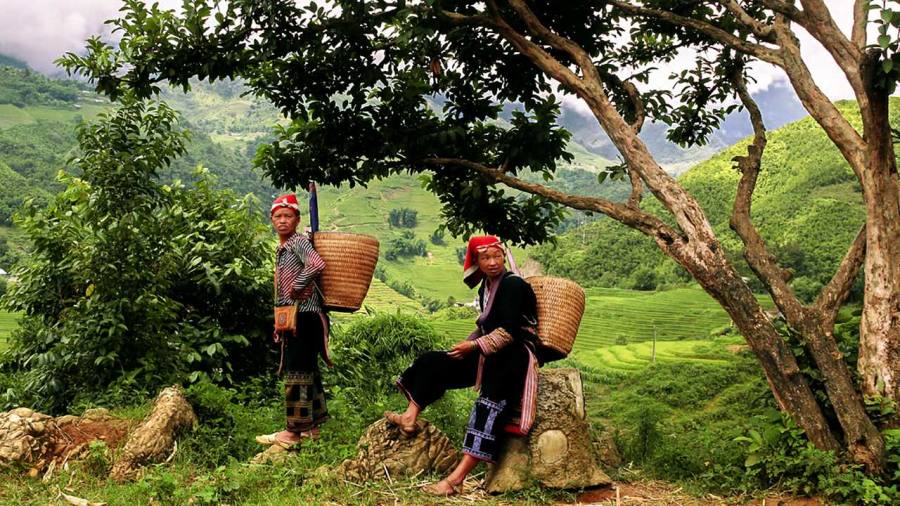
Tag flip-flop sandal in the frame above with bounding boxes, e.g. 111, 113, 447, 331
383, 411, 418, 437
421, 480, 461, 496
255, 433, 302, 449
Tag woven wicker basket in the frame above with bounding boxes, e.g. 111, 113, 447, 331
526, 276, 585, 357
312, 232, 380, 312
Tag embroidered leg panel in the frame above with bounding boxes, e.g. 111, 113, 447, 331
285, 371, 329, 432
462, 397, 507, 463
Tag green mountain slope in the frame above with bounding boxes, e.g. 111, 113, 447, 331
534, 99, 886, 301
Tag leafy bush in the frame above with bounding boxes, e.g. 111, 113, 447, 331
326, 311, 473, 439
384, 230, 427, 260
182, 378, 281, 467
1, 99, 273, 413
429, 228, 445, 245
387, 207, 418, 228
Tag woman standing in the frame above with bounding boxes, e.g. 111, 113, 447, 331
257, 194, 331, 448
385, 235, 540, 496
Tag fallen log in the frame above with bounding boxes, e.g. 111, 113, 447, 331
109, 386, 196, 481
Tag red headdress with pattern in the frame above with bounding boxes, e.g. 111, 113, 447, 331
463, 235, 505, 288
270, 194, 301, 216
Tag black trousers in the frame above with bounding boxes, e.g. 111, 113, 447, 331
397, 342, 529, 462
282, 311, 328, 432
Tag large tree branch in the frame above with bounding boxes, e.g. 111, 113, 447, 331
422, 157, 681, 246
718, 0, 775, 42
596, 68, 646, 131
628, 166, 644, 208
815, 225, 867, 326
505, 0, 598, 77
852, 0, 869, 49
608, 0, 784, 65
502, 0, 654, 132
794, 0, 865, 97
771, 16, 867, 174
728, 69, 806, 321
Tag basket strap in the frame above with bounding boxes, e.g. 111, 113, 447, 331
505, 248, 521, 276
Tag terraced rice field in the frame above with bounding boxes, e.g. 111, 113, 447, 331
358, 279, 424, 314
428, 318, 476, 340
0, 310, 19, 351
574, 338, 741, 373
574, 287, 770, 351
427, 286, 770, 360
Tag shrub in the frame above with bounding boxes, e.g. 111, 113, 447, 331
430, 228, 445, 245
1, 99, 273, 413
387, 207, 418, 228
384, 230, 427, 260
325, 312, 472, 439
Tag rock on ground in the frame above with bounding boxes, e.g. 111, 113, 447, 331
339, 418, 459, 482
110, 386, 197, 481
484, 367, 611, 493
0, 407, 132, 476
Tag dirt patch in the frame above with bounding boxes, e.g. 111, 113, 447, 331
568, 481, 822, 505
47, 419, 134, 462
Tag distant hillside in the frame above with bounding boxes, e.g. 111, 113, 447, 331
533, 99, 885, 302
559, 81, 809, 175
0, 66, 90, 108
0, 55, 29, 70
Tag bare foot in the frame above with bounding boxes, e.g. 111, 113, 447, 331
383, 411, 418, 435
421, 479, 460, 496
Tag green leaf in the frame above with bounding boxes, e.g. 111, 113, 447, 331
884, 59, 895, 73
882, 9, 894, 23
744, 453, 762, 467
879, 34, 892, 49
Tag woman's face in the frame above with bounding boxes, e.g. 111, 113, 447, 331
477, 247, 505, 279
271, 207, 300, 235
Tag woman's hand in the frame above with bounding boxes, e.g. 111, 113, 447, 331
447, 340, 478, 359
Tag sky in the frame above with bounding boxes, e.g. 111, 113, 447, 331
0, 0, 858, 102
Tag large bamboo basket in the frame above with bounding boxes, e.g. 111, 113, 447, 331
526, 276, 585, 358
312, 232, 380, 312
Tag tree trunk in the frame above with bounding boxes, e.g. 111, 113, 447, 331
675, 246, 842, 453
857, 68, 900, 407
796, 318, 886, 473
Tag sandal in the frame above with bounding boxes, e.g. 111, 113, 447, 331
255, 429, 318, 448
421, 479, 461, 496
383, 411, 418, 436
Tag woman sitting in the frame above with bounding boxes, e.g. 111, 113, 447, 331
385, 235, 540, 496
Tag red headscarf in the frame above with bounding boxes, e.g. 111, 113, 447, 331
271, 194, 301, 216
463, 235, 505, 288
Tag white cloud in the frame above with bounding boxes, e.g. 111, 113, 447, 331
0, 0, 181, 74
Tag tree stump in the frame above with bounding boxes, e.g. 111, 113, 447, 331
484, 368, 611, 493
338, 418, 460, 482
109, 386, 197, 481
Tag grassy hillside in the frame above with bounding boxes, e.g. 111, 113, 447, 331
0, 310, 19, 352
534, 99, 888, 301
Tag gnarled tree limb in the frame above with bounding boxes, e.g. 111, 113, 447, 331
421, 157, 680, 247
816, 225, 867, 327
728, 67, 805, 321
852, 0, 869, 49
718, 0, 775, 42
608, 0, 784, 65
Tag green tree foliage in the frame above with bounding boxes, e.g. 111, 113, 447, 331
384, 230, 427, 261
387, 207, 418, 228
0, 66, 86, 107
1, 99, 273, 412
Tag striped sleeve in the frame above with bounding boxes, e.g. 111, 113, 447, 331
474, 327, 514, 355
289, 236, 326, 295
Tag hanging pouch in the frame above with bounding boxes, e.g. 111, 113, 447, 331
274, 303, 299, 333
